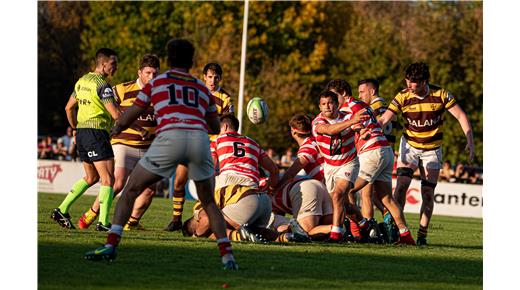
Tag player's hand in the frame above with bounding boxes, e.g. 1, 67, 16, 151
359, 128, 371, 140
110, 123, 123, 137
352, 108, 370, 124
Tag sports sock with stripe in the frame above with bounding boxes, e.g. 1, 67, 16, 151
58, 178, 90, 213
172, 195, 185, 220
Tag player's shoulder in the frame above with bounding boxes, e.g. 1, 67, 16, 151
115, 79, 138, 90
218, 87, 232, 98
428, 83, 450, 97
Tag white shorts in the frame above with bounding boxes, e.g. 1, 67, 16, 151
398, 136, 442, 170
324, 157, 360, 193
222, 193, 272, 228
138, 130, 214, 181
358, 146, 394, 183
289, 179, 333, 219
112, 144, 148, 169
216, 174, 257, 190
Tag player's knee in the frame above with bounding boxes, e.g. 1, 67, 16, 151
396, 167, 414, 178
84, 175, 99, 186
421, 179, 437, 191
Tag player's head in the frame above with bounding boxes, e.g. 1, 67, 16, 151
95, 48, 118, 77
326, 79, 352, 107
220, 113, 240, 132
203, 63, 223, 92
138, 54, 160, 85
289, 113, 312, 139
318, 90, 339, 119
357, 78, 379, 104
181, 217, 197, 237
166, 38, 195, 70
405, 62, 429, 95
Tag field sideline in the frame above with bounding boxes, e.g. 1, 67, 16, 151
38, 192, 482, 290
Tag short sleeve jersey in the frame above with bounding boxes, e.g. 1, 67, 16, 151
110, 80, 157, 148
73, 72, 116, 132
388, 84, 457, 150
134, 69, 217, 135
370, 97, 399, 146
209, 87, 235, 141
311, 111, 357, 166
211, 131, 267, 186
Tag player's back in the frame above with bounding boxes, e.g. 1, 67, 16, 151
297, 137, 324, 182
212, 132, 266, 185
134, 69, 217, 136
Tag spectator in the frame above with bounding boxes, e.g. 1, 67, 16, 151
280, 148, 296, 169
439, 160, 455, 182
454, 162, 468, 183
266, 148, 281, 167
38, 135, 55, 159
61, 126, 77, 161
53, 138, 69, 160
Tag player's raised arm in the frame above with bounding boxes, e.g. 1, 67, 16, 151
111, 103, 147, 137
448, 103, 474, 164
315, 109, 368, 135
274, 156, 307, 192
378, 109, 395, 129
260, 154, 280, 193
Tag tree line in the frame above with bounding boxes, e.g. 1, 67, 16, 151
38, 1, 482, 165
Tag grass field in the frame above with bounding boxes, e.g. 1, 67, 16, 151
38, 192, 482, 290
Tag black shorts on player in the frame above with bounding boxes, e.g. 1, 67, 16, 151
76, 128, 114, 162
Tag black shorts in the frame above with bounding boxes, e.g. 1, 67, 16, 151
76, 128, 114, 163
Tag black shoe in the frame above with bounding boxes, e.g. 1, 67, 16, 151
95, 222, 111, 232
51, 208, 75, 229
239, 224, 267, 243
164, 219, 183, 232
416, 237, 428, 247
288, 219, 311, 243
365, 219, 384, 244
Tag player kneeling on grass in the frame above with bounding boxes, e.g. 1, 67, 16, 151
84, 38, 238, 270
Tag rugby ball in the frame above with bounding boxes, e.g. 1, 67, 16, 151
247, 97, 269, 124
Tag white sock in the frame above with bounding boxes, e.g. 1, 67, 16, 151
399, 226, 409, 234
331, 226, 342, 233
108, 224, 124, 236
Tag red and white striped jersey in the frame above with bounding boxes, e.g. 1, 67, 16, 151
270, 177, 308, 215
297, 137, 324, 182
340, 97, 389, 155
211, 131, 267, 185
311, 111, 357, 166
134, 69, 217, 135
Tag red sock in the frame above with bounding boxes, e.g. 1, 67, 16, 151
217, 239, 233, 257
106, 232, 121, 247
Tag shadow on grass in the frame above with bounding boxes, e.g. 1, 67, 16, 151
39, 241, 482, 290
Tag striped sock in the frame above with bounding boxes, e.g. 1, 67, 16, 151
217, 238, 234, 264
127, 216, 139, 226
276, 233, 289, 243
417, 226, 428, 239
106, 224, 124, 247
172, 195, 185, 220
229, 230, 243, 242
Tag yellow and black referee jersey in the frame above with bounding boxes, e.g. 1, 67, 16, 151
388, 84, 457, 150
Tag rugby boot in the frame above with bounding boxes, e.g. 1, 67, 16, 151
77, 212, 97, 229
416, 237, 428, 247
51, 208, 75, 229
84, 246, 117, 261
223, 260, 239, 270
124, 221, 146, 231
239, 224, 268, 243
164, 218, 183, 232
288, 218, 311, 242
366, 219, 385, 244
95, 222, 111, 232
397, 230, 416, 245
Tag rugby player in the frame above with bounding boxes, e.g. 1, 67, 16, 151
327, 79, 415, 245
84, 39, 238, 270
165, 62, 235, 232
378, 62, 474, 246
311, 90, 369, 242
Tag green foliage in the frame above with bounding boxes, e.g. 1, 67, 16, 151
39, 192, 482, 290
38, 1, 482, 165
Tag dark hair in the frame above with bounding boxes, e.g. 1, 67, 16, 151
358, 78, 379, 93
326, 79, 352, 97
289, 113, 312, 138
203, 63, 223, 76
220, 113, 240, 131
405, 62, 430, 82
181, 217, 195, 237
166, 38, 194, 69
95, 48, 117, 65
139, 53, 160, 70
318, 90, 338, 105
